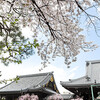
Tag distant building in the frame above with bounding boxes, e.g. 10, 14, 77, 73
61, 60, 100, 100
0, 72, 59, 100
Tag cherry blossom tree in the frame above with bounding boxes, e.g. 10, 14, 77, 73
0, 0, 99, 67
18, 94, 39, 100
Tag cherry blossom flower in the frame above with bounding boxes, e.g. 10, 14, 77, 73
18, 94, 39, 100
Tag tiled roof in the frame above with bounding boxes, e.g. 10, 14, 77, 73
60, 75, 95, 88
61, 60, 100, 89
0, 72, 56, 94
86, 60, 100, 64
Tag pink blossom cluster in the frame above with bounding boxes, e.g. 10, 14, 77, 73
47, 94, 63, 100
18, 94, 39, 100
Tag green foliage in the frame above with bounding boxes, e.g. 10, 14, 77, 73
14, 76, 20, 83
1, 97, 6, 100
0, 14, 39, 65
34, 39, 39, 48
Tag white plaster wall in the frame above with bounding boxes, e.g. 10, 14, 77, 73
91, 63, 100, 83
86, 61, 100, 83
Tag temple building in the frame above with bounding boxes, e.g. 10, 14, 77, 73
61, 60, 100, 100
0, 72, 59, 100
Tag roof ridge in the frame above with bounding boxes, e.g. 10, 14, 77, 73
27, 72, 53, 89
0, 81, 15, 90
18, 71, 53, 78
69, 75, 87, 82
60, 75, 87, 84
86, 60, 100, 63
35, 73, 50, 87
28, 72, 52, 89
